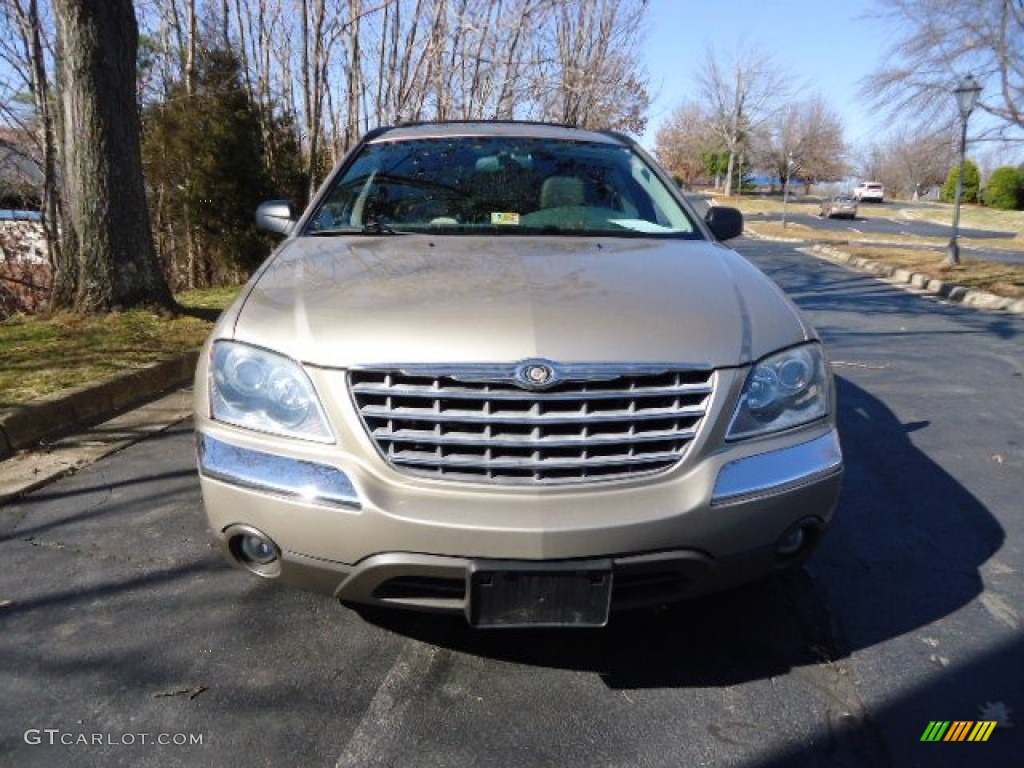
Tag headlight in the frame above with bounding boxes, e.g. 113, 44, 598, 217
209, 341, 334, 443
726, 344, 830, 440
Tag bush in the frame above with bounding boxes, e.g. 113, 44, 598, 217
984, 166, 1024, 210
941, 159, 981, 203
143, 47, 304, 288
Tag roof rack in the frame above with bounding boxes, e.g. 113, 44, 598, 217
388, 118, 581, 131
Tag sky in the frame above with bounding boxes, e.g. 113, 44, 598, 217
638, 0, 888, 153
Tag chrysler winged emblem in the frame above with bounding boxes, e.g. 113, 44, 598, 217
514, 359, 560, 390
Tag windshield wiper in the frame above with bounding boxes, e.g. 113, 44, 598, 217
361, 218, 408, 235
307, 220, 410, 236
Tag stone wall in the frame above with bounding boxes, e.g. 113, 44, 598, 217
0, 221, 51, 317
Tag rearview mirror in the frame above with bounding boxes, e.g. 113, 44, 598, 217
705, 206, 743, 241
256, 200, 296, 236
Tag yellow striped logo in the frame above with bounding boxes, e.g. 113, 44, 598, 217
920, 721, 997, 742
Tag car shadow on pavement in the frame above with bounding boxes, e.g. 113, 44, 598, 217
0, 468, 198, 542
358, 376, 1005, 692
756, 246, 1022, 342
748, 632, 1024, 767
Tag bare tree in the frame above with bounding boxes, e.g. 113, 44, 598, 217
9, 0, 659, 295
698, 44, 790, 196
863, 0, 1024, 142
2, 0, 661, 303
538, 0, 649, 133
860, 129, 956, 199
364, 0, 432, 125
653, 101, 719, 185
137, 0, 653, 199
0, 0, 62, 268
52, 0, 174, 311
759, 96, 848, 193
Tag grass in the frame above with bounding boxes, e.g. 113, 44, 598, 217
839, 246, 1024, 299
903, 201, 1024, 235
719, 194, 1024, 297
0, 285, 242, 408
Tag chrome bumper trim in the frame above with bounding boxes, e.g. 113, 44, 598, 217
197, 433, 361, 510
712, 431, 842, 504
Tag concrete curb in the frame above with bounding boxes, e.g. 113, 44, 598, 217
0, 388, 194, 504
808, 244, 1024, 315
743, 227, 1024, 315
0, 349, 199, 461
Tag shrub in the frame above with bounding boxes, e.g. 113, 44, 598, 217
941, 159, 981, 203
143, 47, 304, 288
984, 166, 1024, 210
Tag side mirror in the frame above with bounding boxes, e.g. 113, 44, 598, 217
705, 206, 743, 241
256, 200, 296, 236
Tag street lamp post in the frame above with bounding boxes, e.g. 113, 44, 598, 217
947, 74, 983, 265
781, 151, 794, 228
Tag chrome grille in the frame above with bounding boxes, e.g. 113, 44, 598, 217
348, 365, 715, 485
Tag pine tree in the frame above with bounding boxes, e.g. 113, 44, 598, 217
941, 159, 981, 205
144, 47, 297, 288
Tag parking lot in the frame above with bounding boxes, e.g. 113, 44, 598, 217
1, 239, 1022, 768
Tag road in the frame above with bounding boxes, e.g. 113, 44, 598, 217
748, 206, 1024, 265
2, 238, 1022, 768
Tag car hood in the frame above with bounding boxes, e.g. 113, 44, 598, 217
229, 235, 811, 368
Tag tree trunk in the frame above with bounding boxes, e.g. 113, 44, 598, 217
723, 151, 736, 197
52, 0, 175, 312
23, 0, 65, 300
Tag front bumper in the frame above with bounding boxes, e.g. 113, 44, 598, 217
197, 425, 843, 614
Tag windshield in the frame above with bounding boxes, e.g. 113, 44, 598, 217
306, 135, 700, 238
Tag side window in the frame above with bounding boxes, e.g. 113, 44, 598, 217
628, 157, 691, 230
311, 171, 377, 230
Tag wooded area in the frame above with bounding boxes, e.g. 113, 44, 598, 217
0, 0, 650, 309
0, 0, 1021, 313
653, 46, 853, 196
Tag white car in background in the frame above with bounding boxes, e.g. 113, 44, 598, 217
853, 182, 884, 203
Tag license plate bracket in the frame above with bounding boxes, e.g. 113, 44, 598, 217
466, 560, 613, 628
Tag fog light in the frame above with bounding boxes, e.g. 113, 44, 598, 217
777, 527, 805, 557
224, 525, 282, 578
240, 534, 278, 565
774, 518, 824, 564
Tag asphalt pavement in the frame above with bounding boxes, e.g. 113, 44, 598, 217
1, 237, 1022, 768
748, 207, 1024, 265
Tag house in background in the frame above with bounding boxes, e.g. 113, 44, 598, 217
0, 129, 49, 316
0, 129, 43, 213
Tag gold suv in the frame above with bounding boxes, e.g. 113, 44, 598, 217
194, 122, 843, 628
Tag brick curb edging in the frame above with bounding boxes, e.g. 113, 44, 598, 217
809, 244, 1024, 315
0, 349, 199, 461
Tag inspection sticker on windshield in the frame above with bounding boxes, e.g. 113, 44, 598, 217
491, 212, 520, 225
